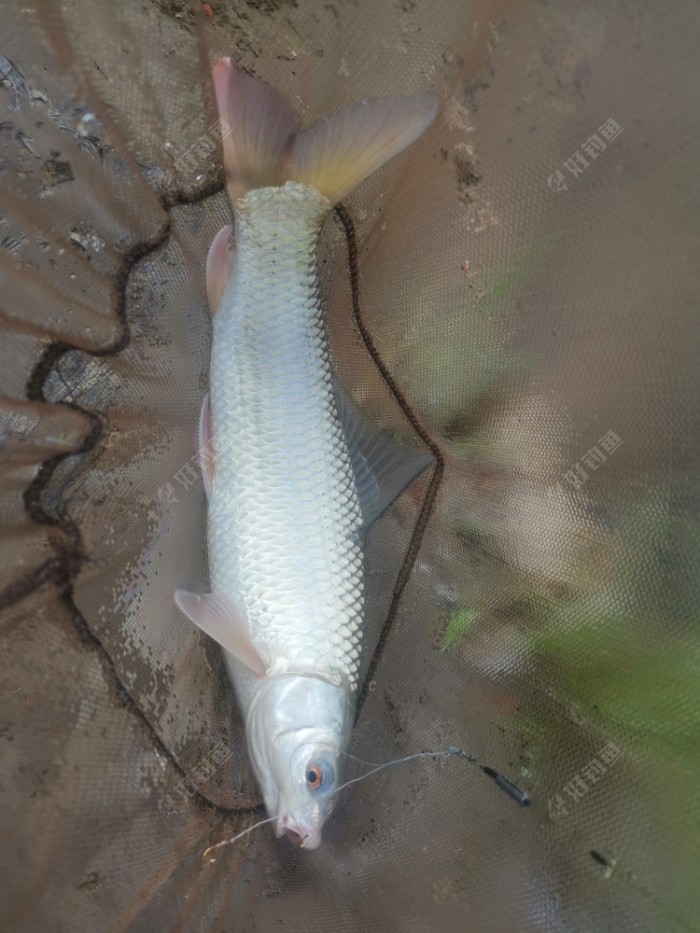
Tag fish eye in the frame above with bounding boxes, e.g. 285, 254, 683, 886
306, 764, 323, 790
305, 760, 334, 793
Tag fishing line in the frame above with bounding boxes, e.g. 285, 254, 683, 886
202, 745, 530, 861
332, 747, 462, 795
203, 747, 463, 861
337, 747, 531, 805
203, 814, 278, 863
334, 203, 445, 722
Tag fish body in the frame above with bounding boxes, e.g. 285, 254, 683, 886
210, 183, 364, 697
176, 58, 437, 848
209, 184, 363, 845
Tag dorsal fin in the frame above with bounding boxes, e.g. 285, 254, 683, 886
334, 380, 434, 529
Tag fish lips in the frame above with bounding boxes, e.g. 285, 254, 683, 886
276, 814, 322, 849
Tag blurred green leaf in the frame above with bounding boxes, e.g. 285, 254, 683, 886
474, 231, 561, 314
440, 607, 479, 652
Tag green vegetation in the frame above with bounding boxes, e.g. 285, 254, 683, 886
471, 231, 561, 315
440, 606, 478, 652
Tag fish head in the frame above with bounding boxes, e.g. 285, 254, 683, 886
245, 672, 353, 849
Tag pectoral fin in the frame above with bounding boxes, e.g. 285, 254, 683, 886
174, 590, 267, 678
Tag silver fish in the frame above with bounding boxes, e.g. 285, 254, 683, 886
176, 58, 436, 848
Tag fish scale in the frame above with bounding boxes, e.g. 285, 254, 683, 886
207, 181, 364, 690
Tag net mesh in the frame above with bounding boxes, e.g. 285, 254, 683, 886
1, 1, 698, 930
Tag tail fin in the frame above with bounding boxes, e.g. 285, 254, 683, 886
212, 57, 438, 205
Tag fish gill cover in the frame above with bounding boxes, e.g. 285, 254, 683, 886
0, 1, 699, 930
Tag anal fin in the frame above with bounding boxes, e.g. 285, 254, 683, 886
334, 380, 434, 530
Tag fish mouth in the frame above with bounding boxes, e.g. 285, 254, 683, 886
277, 816, 321, 849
